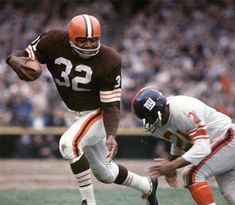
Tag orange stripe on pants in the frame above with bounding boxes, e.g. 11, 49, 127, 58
186, 128, 234, 185
72, 110, 102, 157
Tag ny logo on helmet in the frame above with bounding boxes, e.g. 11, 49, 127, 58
144, 98, 156, 111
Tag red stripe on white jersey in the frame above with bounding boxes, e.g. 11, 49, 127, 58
189, 125, 209, 141
193, 136, 209, 141
177, 130, 192, 141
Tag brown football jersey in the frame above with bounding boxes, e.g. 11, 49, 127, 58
26, 29, 122, 112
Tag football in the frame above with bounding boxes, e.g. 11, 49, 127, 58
24, 60, 42, 81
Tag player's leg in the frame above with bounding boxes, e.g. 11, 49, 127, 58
214, 127, 235, 204
216, 168, 235, 205
69, 155, 95, 205
114, 164, 158, 205
188, 181, 215, 205
181, 127, 235, 205
181, 163, 215, 205
83, 138, 158, 205
59, 109, 103, 205
64, 109, 158, 205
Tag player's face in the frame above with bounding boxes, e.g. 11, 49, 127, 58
75, 37, 99, 49
145, 116, 157, 124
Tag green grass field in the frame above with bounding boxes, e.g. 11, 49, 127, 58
0, 188, 227, 205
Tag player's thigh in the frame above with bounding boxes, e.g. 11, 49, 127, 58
216, 168, 235, 190
198, 132, 235, 178
216, 168, 235, 204
181, 139, 235, 185
59, 109, 105, 160
205, 136, 235, 177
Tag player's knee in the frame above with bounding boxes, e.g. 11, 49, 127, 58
59, 135, 77, 161
59, 142, 73, 160
180, 165, 207, 187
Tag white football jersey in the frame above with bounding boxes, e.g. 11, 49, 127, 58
149, 95, 232, 165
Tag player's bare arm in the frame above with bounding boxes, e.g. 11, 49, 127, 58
164, 155, 179, 188
7, 55, 41, 81
100, 62, 121, 162
102, 103, 120, 161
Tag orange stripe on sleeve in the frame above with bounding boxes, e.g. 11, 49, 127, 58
190, 129, 208, 138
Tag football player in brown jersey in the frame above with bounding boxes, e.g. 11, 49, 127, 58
6, 14, 158, 205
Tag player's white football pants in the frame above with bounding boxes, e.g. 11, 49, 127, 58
59, 109, 119, 183
181, 125, 235, 204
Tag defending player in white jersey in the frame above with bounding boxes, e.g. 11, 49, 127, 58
131, 87, 235, 205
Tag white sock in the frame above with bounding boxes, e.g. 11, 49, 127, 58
79, 185, 96, 205
75, 169, 96, 205
123, 171, 150, 194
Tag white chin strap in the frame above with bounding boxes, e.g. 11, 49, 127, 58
143, 111, 162, 133
69, 41, 100, 59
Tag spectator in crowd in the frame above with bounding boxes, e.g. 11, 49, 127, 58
1, 0, 234, 129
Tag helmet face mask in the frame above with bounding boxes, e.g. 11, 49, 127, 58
132, 87, 167, 129
68, 14, 101, 58
69, 40, 100, 59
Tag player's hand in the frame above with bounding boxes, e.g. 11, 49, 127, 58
165, 170, 178, 188
148, 158, 174, 176
106, 135, 118, 162
8, 56, 35, 81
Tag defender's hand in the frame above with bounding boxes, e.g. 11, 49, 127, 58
165, 170, 178, 188
148, 158, 174, 176
106, 135, 118, 162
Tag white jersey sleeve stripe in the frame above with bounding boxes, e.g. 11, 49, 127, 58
100, 92, 121, 99
190, 129, 208, 139
100, 89, 121, 102
26, 45, 35, 60
100, 90, 121, 95
100, 88, 121, 95
100, 97, 121, 103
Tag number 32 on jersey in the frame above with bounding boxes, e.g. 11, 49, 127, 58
54, 57, 120, 91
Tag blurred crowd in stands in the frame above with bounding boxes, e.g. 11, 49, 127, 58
0, 0, 235, 158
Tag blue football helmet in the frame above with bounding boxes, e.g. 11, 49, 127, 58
131, 87, 167, 126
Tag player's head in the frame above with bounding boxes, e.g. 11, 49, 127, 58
131, 87, 167, 125
68, 14, 101, 59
